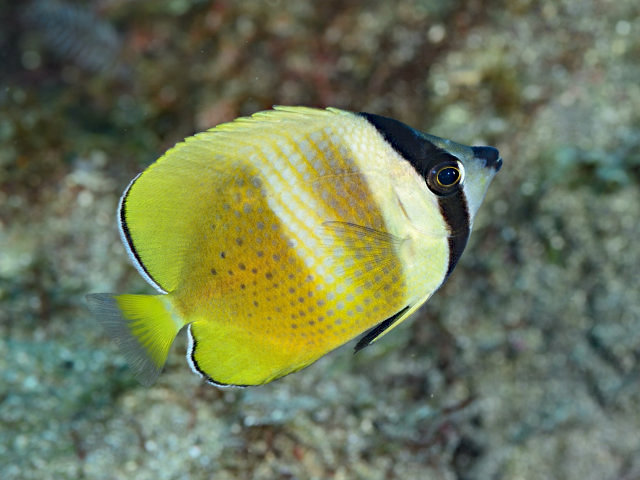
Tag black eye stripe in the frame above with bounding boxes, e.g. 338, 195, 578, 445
360, 111, 470, 277
439, 190, 470, 278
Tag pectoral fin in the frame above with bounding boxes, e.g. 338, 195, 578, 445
320, 221, 404, 291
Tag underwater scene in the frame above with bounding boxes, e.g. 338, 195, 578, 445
1, 1, 639, 478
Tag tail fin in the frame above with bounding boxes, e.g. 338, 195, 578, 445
86, 293, 184, 386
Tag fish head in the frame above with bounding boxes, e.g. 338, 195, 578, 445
420, 133, 502, 223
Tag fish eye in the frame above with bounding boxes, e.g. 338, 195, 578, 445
427, 161, 464, 195
436, 166, 460, 187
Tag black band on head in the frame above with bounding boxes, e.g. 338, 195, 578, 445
360, 111, 471, 278
438, 190, 470, 278
358, 112, 457, 177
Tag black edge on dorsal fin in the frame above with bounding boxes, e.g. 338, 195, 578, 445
354, 305, 411, 353
117, 174, 167, 294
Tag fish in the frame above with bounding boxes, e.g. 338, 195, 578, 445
86, 106, 502, 387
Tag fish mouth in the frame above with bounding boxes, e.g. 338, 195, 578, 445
471, 146, 502, 172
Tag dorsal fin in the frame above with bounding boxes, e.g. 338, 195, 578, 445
118, 107, 351, 294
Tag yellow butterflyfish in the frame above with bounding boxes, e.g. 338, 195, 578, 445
87, 106, 502, 387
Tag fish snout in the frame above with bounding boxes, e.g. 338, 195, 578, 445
472, 146, 502, 172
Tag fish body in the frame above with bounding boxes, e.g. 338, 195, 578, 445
87, 106, 502, 387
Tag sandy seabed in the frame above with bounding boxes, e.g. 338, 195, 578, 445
1, 1, 639, 478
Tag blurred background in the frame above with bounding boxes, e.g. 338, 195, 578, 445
1, 0, 639, 479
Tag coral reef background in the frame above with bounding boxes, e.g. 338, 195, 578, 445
1, 1, 639, 478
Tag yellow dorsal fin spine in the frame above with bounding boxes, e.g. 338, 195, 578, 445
206, 106, 344, 134
86, 293, 185, 386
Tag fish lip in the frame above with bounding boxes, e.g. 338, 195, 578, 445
492, 156, 503, 172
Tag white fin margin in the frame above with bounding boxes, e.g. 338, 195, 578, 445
117, 173, 167, 294
186, 323, 204, 379
186, 324, 244, 389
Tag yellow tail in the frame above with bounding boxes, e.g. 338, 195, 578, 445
86, 293, 184, 386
